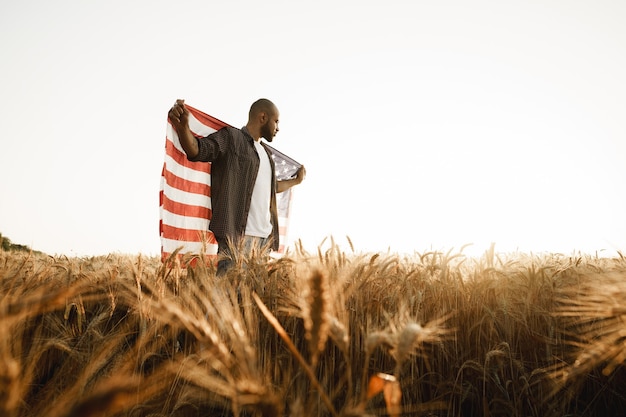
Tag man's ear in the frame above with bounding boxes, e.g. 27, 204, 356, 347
259, 112, 267, 123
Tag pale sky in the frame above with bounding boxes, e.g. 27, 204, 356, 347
1, 0, 625, 258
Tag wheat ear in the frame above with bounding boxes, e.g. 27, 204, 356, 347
303, 268, 331, 368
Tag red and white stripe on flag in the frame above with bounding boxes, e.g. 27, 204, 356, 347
159, 104, 299, 262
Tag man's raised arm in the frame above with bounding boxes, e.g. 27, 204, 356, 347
168, 99, 199, 159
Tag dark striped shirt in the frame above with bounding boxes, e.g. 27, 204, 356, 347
187, 126, 279, 250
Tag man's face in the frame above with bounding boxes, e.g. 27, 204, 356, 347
261, 109, 280, 142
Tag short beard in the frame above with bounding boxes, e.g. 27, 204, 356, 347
260, 124, 274, 142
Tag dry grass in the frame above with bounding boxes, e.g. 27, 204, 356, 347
1, 243, 625, 416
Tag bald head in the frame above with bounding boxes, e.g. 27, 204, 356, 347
247, 98, 280, 142
249, 98, 278, 120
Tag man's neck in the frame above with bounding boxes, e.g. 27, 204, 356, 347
245, 123, 261, 141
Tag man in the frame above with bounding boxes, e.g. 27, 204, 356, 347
168, 98, 306, 275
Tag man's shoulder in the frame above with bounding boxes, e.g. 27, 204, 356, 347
208, 126, 244, 141
212, 126, 255, 151
213, 125, 239, 134
219, 126, 247, 139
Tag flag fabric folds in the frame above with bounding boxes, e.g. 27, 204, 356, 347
159, 104, 301, 262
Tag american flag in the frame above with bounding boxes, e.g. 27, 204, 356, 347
159, 104, 301, 262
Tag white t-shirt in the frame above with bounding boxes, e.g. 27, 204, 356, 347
245, 140, 273, 237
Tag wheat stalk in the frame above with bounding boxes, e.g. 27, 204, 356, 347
252, 291, 339, 417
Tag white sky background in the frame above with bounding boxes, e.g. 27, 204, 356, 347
1, 0, 624, 258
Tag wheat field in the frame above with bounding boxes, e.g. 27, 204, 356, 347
1, 241, 625, 417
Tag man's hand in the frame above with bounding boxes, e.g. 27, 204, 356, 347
295, 165, 306, 184
168, 99, 199, 159
277, 165, 306, 193
168, 99, 189, 132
